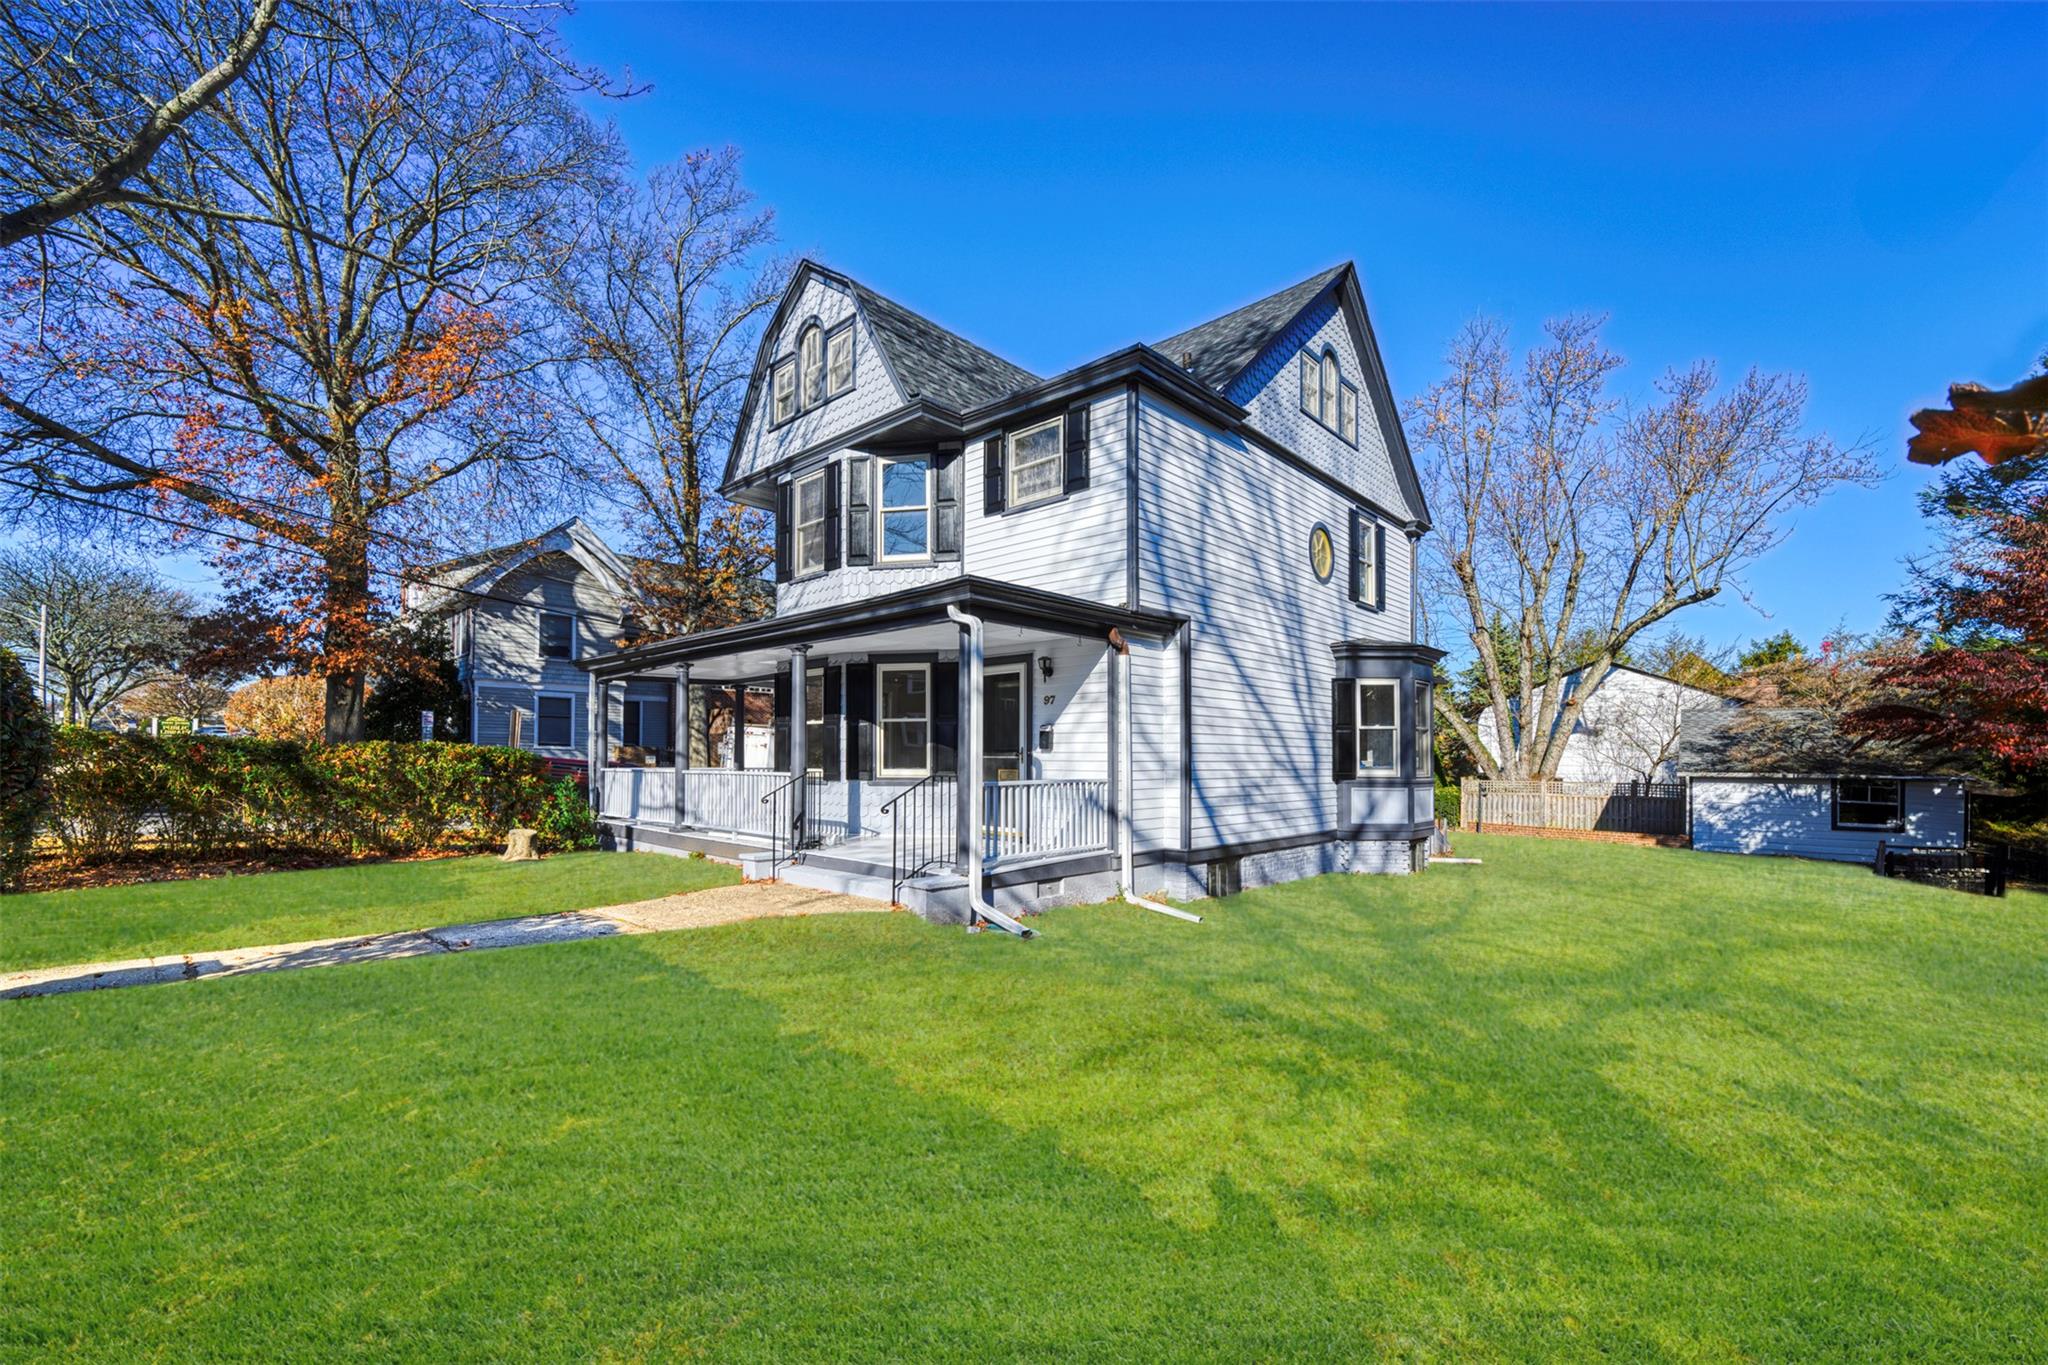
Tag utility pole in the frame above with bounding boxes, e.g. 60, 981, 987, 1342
36, 601, 49, 717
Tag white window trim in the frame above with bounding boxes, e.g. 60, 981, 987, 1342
1414, 678, 1432, 779
877, 662, 931, 778
537, 610, 577, 662
771, 358, 796, 425
803, 665, 831, 777
533, 689, 578, 751
1006, 415, 1065, 511
876, 454, 932, 563
1338, 380, 1359, 445
825, 322, 854, 397
800, 324, 824, 407
1356, 679, 1400, 775
793, 467, 830, 578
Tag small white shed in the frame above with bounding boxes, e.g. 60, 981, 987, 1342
1678, 709, 1974, 864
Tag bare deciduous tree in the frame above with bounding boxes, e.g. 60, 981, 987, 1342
0, 1, 620, 741
0, 545, 195, 723
557, 148, 785, 635
1414, 315, 1881, 779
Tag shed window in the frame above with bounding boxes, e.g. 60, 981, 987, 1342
878, 663, 930, 777
539, 612, 575, 660
772, 358, 796, 424
1006, 416, 1064, 510
800, 324, 824, 407
878, 454, 931, 560
1834, 779, 1903, 831
826, 323, 853, 396
793, 468, 830, 577
535, 694, 574, 748
1357, 680, 1399, 774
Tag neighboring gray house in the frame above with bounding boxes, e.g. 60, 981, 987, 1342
1476, 664, 1738, 783
1680, 708, 1974, 863
579, 258, 1441, 919
406, 517, 674, 772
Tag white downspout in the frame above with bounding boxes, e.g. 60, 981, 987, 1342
1109, 628, 1202, 924
946, 604, 1035, 939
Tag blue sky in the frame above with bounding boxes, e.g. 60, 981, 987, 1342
561, 0, 2047, 657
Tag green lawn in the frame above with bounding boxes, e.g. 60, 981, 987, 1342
4, 835, 2042, 1359
0, 852, 738, 971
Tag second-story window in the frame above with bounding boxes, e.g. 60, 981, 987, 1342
826, 323, 853, 396
772, 358, 796, 424
878, 455, 930, 561
539, 612, 575, 660
1006, 415, 1064, 510
1300, 348, 1361, 447
800, 324, 824, 407
794, 467, 830, 576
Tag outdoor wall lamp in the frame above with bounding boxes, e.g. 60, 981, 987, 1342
1038, 656, 1054, 683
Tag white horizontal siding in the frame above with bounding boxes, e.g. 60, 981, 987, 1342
728, 276, 903, 486
1034, 636, 1109, 784
1232, 291, 1411, 519
962, 390, 1128, 604
1128, 630, 1184, 853
1137, 392, 1414, 850
1690, 778, 1966, 862
475, 684, 586, 759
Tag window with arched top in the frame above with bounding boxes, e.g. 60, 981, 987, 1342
800, 324, 824, 406
1299, 345, 1362, 447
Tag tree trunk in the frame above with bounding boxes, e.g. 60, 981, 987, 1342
320, 539, 372, 744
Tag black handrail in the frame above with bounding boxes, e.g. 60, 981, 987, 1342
883, 772, 956, 906
759, 771, 809, 875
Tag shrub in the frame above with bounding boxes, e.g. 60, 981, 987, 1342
43, 732, 559, 861
0, 647, 53, 891
531, 777, 598, 853
1433, 783, 1460, 827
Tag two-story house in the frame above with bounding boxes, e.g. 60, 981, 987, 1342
580, 260, 1440, 924
407, 517, 681, 774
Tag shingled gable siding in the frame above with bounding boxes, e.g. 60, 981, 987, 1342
726, 276, 902, 488
1690, 778, 1967, 862
1135, 390, 1415, 849
961, 390, 1128, 604
1229, 290, 1410, 519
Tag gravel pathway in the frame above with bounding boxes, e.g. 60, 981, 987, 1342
2, 882, 891, 1001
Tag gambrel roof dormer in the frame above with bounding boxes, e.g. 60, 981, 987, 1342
722, 260, 1039, 496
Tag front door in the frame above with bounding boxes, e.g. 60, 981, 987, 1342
983, 665, 1026, 781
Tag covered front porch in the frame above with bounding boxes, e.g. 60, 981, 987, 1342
579, 579, 1182, 905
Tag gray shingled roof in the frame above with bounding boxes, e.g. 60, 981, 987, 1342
1153, 264, 1348, 393
1677, 707, 1970, 778
845, 279, 1040, 412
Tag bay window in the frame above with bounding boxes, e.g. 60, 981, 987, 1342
879, 455, 931, 560
878, 663, 930, 777
1007, 415, 1064, 510
1356, 680, 1399, 774
1414, 678, 1432, 778
794, 468, 829, 577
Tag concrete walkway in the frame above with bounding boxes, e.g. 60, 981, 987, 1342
2, 883, 891, 1001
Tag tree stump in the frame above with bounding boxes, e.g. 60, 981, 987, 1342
501, 828, 540, 862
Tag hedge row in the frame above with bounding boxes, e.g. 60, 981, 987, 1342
45, 731, 576, 861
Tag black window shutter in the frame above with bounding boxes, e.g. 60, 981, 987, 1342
772, 671, 790, 771
775, 481, 793, 580
820, 666, 842, 781
930, 661, 959, 774
823, 464, 842, 571
1064, 404, 1090, 493
982, 436, 1005, 516
933, 447, 962, 560
1373, 522, 1387, 611
1348, 510, 1365, 605
846, 456, 872, 566
1332, 679, 1357, 781
845, 663, 876, 779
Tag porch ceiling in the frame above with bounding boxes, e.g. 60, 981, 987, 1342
580, 576, 1183, 681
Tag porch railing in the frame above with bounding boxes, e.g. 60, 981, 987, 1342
884, 772, 956, 905
982, 779, 1111, 861
678, 768, 784, 838
598, 767, 676, 824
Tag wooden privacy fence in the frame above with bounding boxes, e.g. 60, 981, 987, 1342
1461, 778, 1687, 838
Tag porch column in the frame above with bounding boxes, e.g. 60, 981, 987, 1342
587, 673, 605, 814
672, 665, 689, 827
726, 686, 741, 769
955, 617, 983, 876
789, 646, 809, 829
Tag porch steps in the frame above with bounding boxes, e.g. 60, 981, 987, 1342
776, 851, 897, 904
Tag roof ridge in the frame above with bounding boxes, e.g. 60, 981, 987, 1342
1153, 263, 1350, 391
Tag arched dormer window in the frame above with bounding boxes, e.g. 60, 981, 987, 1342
800, 323, 824, 407
1299, 344, 1361, 447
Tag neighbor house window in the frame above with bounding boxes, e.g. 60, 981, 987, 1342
1357, 680, 1399, 774
1414, 678, 1432, 779
878, 454, 931, 560
538, 612, 575, 660
1006, 415, 1064, 510
535, 694, 574, 748
621, 697, 668, 756
772, 358, 796, 424
1834, 778, 1903, 831
826, 323, 853, 396
878, 663, 930, 777
793, 468, 829, 577
800, 323, 824, 407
